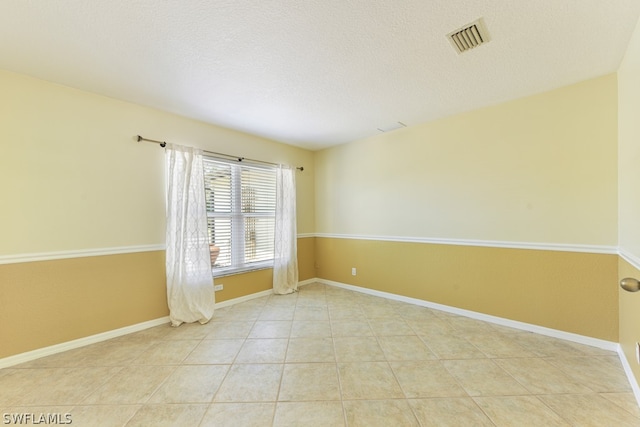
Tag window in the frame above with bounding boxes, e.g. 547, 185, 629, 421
203, 157, 276, 275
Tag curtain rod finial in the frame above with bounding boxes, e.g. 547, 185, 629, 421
297, 166, 304, 172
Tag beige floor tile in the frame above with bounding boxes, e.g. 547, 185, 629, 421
290, 320, 332, 338
405, 318, 455, 335
338, 362, 404, 400
235, 339, 288, 363
330, 321, 373, 337
223, 306, 263, 321
69, 404, 140, 426
546, 356, 632, 392
278, 363, 340, 401
237, 295, 270, 308
446, 316, 497, 334
17, 367, 122, 406
495, 358, 593, 394
395, 305, 438, 321
248, 321, 292, 339
507, 331, 590, 358
24, 340, 152, 368
378, 336, 436, 361
210, 306, 233, 321
409, 397, 494, 427
420, 331, 486, 360
599, 392, 640, 418
539, 393, 640, 426
148, 365, 229, 404
204, 321, 254, 339
361, 304, 398, 319
465, 332, 535, 358
368, 319, 415, 336
333, 337, 385, 362
343, 399, 419, 427
390, 361, 467, 398
125, 403, 208, 426
184, 339, 244, 364
328, 307, 365, 321
443, 359, 528, 397
273, 401, 345, 427
564, 341, 618, 356
132, 340, 200, 365
214, 364, 283, 402
200, 402, 275, 426
302, 283, 328, 292
163, 323, 212, 340
0, 369, 51, 406
266, 293, 299, 306
294, 306, 329, 321
83, 365, 175, 404
296, 296, 328, 308
286, 338, 335, 363
125, 324, 174, 340
474, 396, 570, 426
259, 306, 295, 321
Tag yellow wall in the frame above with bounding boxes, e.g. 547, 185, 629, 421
618, 15, 640, 387
315, 74, 618, 246
316, 237, 618, 341
0, 69, 314, 256
0, 252, 167, 359
0, 69, 316, 359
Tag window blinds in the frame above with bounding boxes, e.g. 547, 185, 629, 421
203, 158, 276, 272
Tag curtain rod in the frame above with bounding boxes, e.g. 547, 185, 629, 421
137, 135, 304, 171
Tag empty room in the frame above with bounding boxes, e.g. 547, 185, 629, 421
1, 1, 640, 426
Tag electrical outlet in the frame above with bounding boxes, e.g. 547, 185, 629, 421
351, 267, 357, 276
214, 284, 224, 292
636, 342, 640, 365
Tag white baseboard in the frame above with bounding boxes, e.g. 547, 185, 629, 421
617, 345, 640, 408
0, 316, 170, 369
317, 278, 618, 352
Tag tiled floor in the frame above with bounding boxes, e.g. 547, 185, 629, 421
1, 282, 639, 426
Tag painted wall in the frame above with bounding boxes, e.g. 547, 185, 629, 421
316, 238, 618, 341
618, 14, 640, 387
0, 69, 315, 358
315, 74, 618, 246
314, 74, 619, 341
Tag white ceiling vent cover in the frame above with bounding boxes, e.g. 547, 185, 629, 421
447, 18, 490, 54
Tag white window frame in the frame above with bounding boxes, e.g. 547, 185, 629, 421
204, 157, 276, 277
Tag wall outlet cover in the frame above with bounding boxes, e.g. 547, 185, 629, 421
214, 284, 224, 291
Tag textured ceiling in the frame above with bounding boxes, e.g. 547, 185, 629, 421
1, 1, 639, 150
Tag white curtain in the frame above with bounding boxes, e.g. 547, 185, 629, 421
273, 165, 299, 294
165, 144, 214, 326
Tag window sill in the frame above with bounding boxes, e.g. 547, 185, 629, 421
212, 264, 273, 278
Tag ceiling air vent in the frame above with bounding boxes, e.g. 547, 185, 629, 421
447, 18, 490, 54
